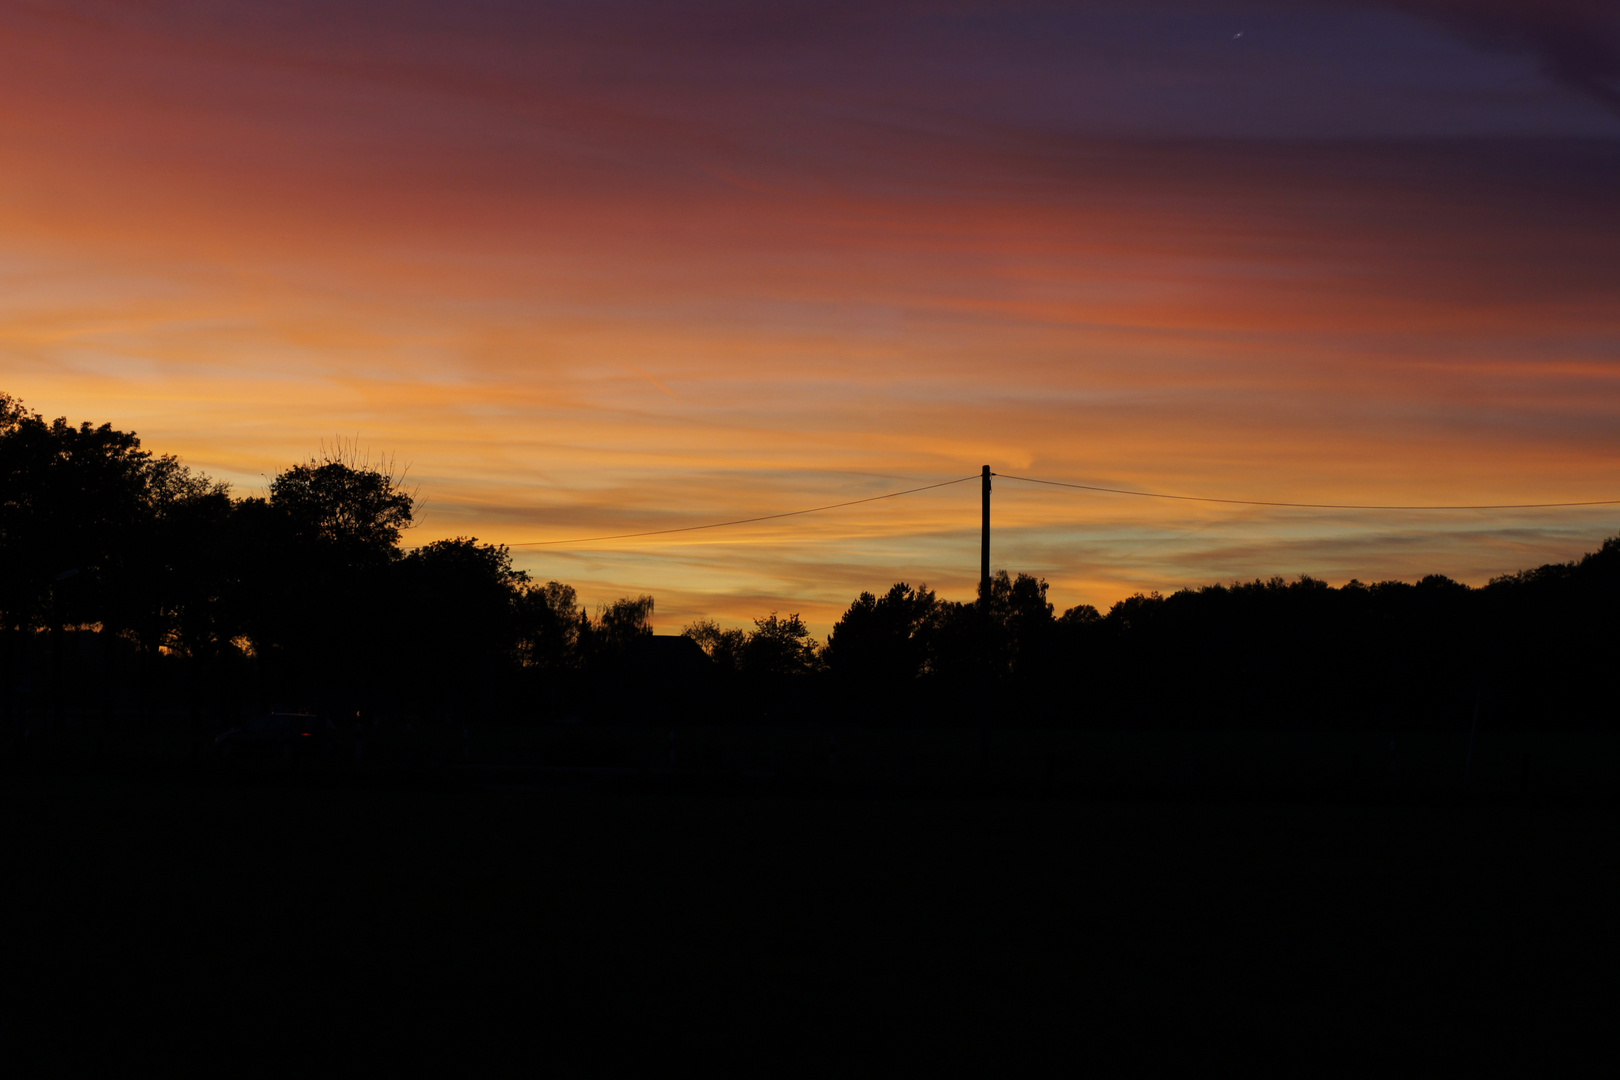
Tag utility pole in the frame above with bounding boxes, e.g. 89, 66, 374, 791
978, 464, 993, 775
981, 465, 991, 602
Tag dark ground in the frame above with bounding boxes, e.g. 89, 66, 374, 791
3, 726, 1617, 1073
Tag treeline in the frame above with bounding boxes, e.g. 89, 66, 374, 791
3, 393, 1616, 732
809, 558, 1619, 730
0, 394, 647, 728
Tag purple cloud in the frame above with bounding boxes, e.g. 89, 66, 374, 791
1383, 0, 1620, 113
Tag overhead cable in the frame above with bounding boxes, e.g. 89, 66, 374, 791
508, 474, 981, 547
993, 473, 1620, 511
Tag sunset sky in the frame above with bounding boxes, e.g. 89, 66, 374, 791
3, 0, 1618, 633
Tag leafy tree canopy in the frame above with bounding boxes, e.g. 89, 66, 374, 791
270, 445, 413, 565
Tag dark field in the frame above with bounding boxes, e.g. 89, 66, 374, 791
3, 727, 1617, 1073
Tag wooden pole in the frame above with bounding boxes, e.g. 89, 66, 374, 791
979, 464, 992, 774
980, 465, 991, 602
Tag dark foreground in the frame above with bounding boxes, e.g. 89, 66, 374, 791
3, 729, 1617, 1073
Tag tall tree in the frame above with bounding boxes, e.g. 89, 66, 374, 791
823, 582, 938, 688
395, 538, 529, 715
246, 448, 416, 711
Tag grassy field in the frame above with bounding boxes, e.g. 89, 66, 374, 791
3, 729, 1617, 1073
14, 719, 1618, 799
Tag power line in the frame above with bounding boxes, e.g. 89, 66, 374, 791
492, 469, 1618, 552
509, 474, 981, 547
993, 473, 1620, 511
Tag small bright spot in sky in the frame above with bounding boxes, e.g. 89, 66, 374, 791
1233, 31, 1244, 39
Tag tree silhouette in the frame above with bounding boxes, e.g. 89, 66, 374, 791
394, 538, 529, 716
518, 581, 583, 675
270, 446, 414, 566
823, 582, 937, 688
227, 448, 417, 714
587, 595, 655, 657
684, 618, 746, 671
741, 612, 818, 677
